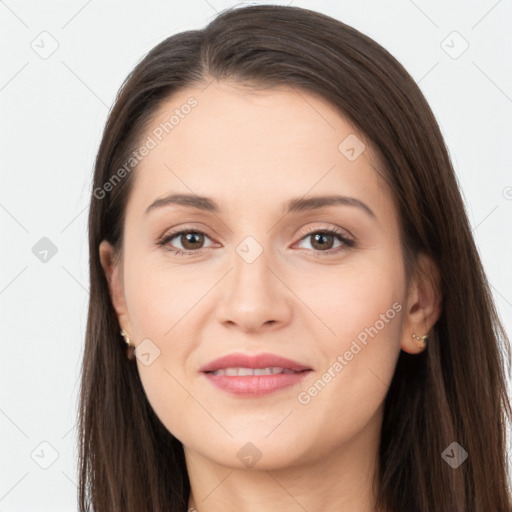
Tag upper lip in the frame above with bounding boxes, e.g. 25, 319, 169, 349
200, 352, 312, 373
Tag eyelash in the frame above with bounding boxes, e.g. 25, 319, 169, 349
157, 225, 356, 257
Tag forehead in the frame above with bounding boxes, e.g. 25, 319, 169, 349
127, 80, 390, 218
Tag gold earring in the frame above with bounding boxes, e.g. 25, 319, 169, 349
412, 333, 428, 349
120, 329, 136, 361
120, 329, 131, 346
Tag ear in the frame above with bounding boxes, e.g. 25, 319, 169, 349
401, 253, 442, 354
99, 240, 132, 337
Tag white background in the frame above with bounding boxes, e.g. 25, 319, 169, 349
1, 0, 511, 510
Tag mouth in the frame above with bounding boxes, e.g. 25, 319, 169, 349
200, 352, 313, 397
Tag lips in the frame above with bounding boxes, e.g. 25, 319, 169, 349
199, 352, 312, 374
200, 352, 313, 397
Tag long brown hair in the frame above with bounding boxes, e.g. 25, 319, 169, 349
78, 5, 512, 511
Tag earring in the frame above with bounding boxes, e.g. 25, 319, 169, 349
412, 333, 428, 350
120, 329, 136, 361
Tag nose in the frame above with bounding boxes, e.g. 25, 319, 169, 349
216, 246, 293, 333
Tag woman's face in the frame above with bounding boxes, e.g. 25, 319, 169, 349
101, 80, 418, 470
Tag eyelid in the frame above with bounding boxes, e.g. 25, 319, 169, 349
294, 224, 354, 243
159, 223, 353, 242
158, 222, 214, 239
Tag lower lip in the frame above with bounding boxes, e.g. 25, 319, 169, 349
203, 371, 311, 397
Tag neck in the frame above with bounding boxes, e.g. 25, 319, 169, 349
185, 408, 383, 512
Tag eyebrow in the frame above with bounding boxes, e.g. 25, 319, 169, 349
144, 193, 376, 219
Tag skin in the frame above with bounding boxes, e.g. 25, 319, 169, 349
100, 79, 441, 512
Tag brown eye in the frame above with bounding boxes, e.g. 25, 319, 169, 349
159, 229, 214, 255
309, 232, 336, 251
179, 232, 205, 250
294, 227, 356, 255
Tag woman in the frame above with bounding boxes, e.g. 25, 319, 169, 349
78, 4, 512, 511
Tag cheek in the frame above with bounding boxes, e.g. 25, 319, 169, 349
291, 260, 404, 420
292, 256, 405, 349
123, 256, 210, 438
125, 253, 208, 338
